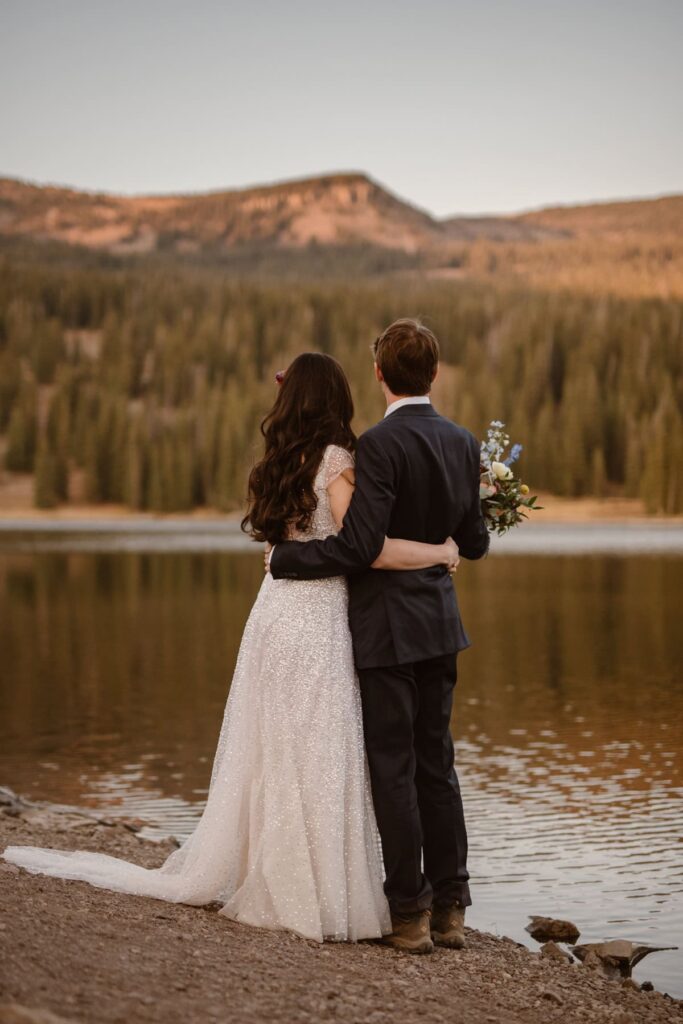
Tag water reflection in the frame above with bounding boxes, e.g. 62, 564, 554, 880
0, 547, 681, 994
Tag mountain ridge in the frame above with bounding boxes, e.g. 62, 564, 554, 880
0, 172, 438, 255
1, 171, 680, 259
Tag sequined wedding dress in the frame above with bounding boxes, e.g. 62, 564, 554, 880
2, 445, 391, 943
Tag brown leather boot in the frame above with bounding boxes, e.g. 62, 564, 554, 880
381, 909, 434, 954
431, 902, 466, 949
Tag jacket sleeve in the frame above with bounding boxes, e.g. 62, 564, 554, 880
453, 433, 490, 560
270, 430, 397, 580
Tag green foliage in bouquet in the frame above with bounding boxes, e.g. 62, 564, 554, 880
480, 421, 543, 535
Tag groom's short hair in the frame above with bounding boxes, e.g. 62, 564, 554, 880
372, 318, 440, 396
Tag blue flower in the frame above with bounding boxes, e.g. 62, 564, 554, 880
504, 443, 523, 467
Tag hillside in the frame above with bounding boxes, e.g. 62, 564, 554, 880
520, 194, 683, 238
0, 172, 442, 256
1, 172, 680, 254
1, 172, 682, 296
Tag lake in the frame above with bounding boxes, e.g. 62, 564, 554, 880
0, 521, 681, 995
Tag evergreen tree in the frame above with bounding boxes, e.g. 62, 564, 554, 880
34, 437, 67, 508
591, 447, 607, 498
5, 389, 37, 472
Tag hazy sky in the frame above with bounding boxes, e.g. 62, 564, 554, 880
1, 0, 681, 216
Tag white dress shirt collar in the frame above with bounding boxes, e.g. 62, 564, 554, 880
384, 395, 431, 418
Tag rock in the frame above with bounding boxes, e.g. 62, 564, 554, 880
20, 809, 93, 831
0, 1005, 77, 1024
541, 988, 563, 1006
621, 977, 641, 991
641, 980, 655, 991
0, 787, 32, 817
526, 915, 580, 943
570, 940, 678, 979
0, 786, 25, 806
0, 787, 149, 836
540, 940, 573, 962
119, 817, 146, 833
582, 950, 604, 971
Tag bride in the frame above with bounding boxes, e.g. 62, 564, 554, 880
2, 353, 457, 942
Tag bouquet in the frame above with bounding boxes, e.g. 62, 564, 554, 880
479, 421, 542, 535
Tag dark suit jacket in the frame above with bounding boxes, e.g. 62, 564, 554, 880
269, 403, 489, 669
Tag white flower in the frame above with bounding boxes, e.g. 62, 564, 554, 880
491, 461, 513, 480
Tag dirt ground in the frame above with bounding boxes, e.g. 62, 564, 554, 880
1, 798, 681, 1024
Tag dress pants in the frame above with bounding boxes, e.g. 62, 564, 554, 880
357, 651, 471, 915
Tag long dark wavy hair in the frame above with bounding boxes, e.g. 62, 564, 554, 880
241, 353, 356, 544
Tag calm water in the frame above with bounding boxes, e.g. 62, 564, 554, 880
0, 524, 681, 995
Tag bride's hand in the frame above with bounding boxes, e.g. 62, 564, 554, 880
443, 537, 460, 573
263, 543, 272, 574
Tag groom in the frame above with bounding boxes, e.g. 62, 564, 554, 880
269, 318, 489, 954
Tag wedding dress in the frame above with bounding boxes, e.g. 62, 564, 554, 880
2, 445, 391, 942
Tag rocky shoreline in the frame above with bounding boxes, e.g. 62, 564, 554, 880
0, 789, 681, 1024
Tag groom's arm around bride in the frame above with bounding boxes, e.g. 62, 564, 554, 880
271, 414, 488, 580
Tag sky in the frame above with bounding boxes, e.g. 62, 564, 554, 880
1, 0, 681, 217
